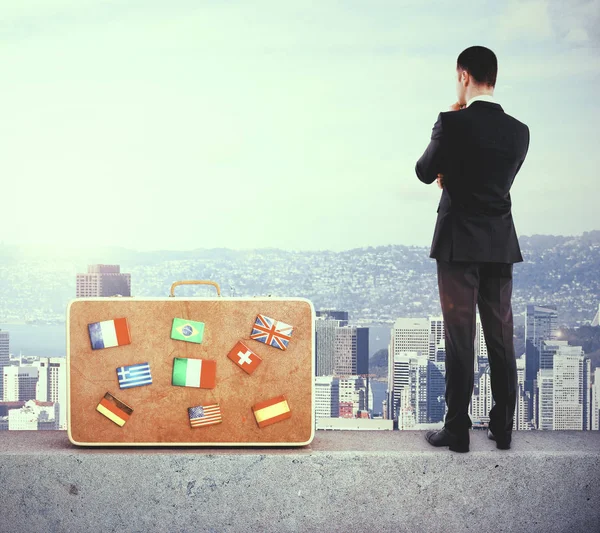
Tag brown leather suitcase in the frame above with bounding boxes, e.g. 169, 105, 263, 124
67, 280, 315, 446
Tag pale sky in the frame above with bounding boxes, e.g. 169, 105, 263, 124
2, 0, 599, 252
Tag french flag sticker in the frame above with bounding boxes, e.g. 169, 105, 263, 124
88, 318, 131, 350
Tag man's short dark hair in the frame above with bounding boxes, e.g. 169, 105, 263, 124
457, 46, 497, 88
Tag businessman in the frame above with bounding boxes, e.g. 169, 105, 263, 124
415, 46, 530, 453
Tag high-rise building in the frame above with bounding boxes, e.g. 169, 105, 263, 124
470, 366, 493, 424
315, 376, 340, 421
0, 330, 8, 403
338, 376, 373, 417
525, 305, 558, 407
553, 353, 590, 430
583, 357, 593, 431
76, 264, 131, 297
356, 328, 369, 375
387, 351, 429, 422
389, 318, 429, 361
33, 358, 67, 430
515, 356, 533, 430
427, 361, 446, 423
398, 387, 416, 430
429, 317, 444, 362
434, 339, 446, 362
534, 350, 591, 431
592, 368, 600, 431
315, 311, 348, 376
316, 317, 341, 376
540, 340, 582, 371
315, 311, 368, 377
3, 366, 38, 402
536, 369, 554, 430
475, 317, 489, 372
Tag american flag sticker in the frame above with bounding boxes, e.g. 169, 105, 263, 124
117, 362, 152, 389
188, 404, 223, 428
96, 392, 133, 427
88, 318, 131, 350
250, 314, 293, 350
227, 341, 262, 375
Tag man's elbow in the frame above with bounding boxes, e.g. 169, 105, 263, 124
415, 161, 435, 184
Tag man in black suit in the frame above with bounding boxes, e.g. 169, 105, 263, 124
415, 46, 530, 453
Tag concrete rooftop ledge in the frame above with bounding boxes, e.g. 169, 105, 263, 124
1, 430, 599, 533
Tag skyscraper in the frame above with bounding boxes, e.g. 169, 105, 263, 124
429, 316, 444, 361
338, 376, 373, 417
427, 361, 446, 423
525, 304, 558, 396
33, 357, 67, 430
536, 369, 554, 430
515, 356, 533, 430
387, 350, 429, 422
76, 264, 131, 297
315, 311, 368, 377
315, 376, 340, 421
591, 368, 600, 431
553, 353, 590, 430
315, 311, 348, 376
0, 330, 8, 403
3, 366, 38, 402
540, 340, 582, 371
470, 366, 493, 424
388, 318, 429, 365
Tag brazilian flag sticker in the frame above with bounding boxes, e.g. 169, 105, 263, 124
171, 318, 205, 344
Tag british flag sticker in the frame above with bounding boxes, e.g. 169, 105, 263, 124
250, 314, 293, 350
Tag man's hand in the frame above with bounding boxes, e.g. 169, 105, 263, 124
437, 173, 444, 189
449, 102, 466, 111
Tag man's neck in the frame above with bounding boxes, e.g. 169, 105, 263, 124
466, 93, 495, 107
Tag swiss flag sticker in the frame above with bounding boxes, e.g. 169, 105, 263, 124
227, 341, 262, 375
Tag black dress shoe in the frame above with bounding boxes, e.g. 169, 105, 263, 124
487, 429, 511, 450
425, 427, 469, 453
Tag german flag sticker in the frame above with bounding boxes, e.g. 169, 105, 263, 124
96, 392, 133, 427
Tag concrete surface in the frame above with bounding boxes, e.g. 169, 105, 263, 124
1, 430, 599, 533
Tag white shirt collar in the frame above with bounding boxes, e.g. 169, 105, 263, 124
466, 94, 496, 107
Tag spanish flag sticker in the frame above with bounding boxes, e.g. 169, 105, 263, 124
252, 394, 291, 428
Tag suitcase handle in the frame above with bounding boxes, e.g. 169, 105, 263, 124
169, 280, 221, 297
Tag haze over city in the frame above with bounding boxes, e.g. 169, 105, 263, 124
2, 0, 599, 252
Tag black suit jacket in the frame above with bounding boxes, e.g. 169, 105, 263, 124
415, 100, 530, 263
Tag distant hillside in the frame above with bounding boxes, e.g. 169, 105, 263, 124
0, 231, 599, 326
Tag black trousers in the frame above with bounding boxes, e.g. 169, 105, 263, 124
436, 259, 518, 437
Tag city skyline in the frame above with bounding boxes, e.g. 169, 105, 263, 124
1, 1, 599, 252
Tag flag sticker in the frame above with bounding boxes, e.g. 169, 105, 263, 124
96, 392, 133, 427
250, 314, 293, 350
227, 341, 262, 375
188, 404, 223, 428
252, 395, 292, 428
171, 318, 204, 344
172, 357, 216, 389
117, 362, 152, 389
88, 318, 131, 350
